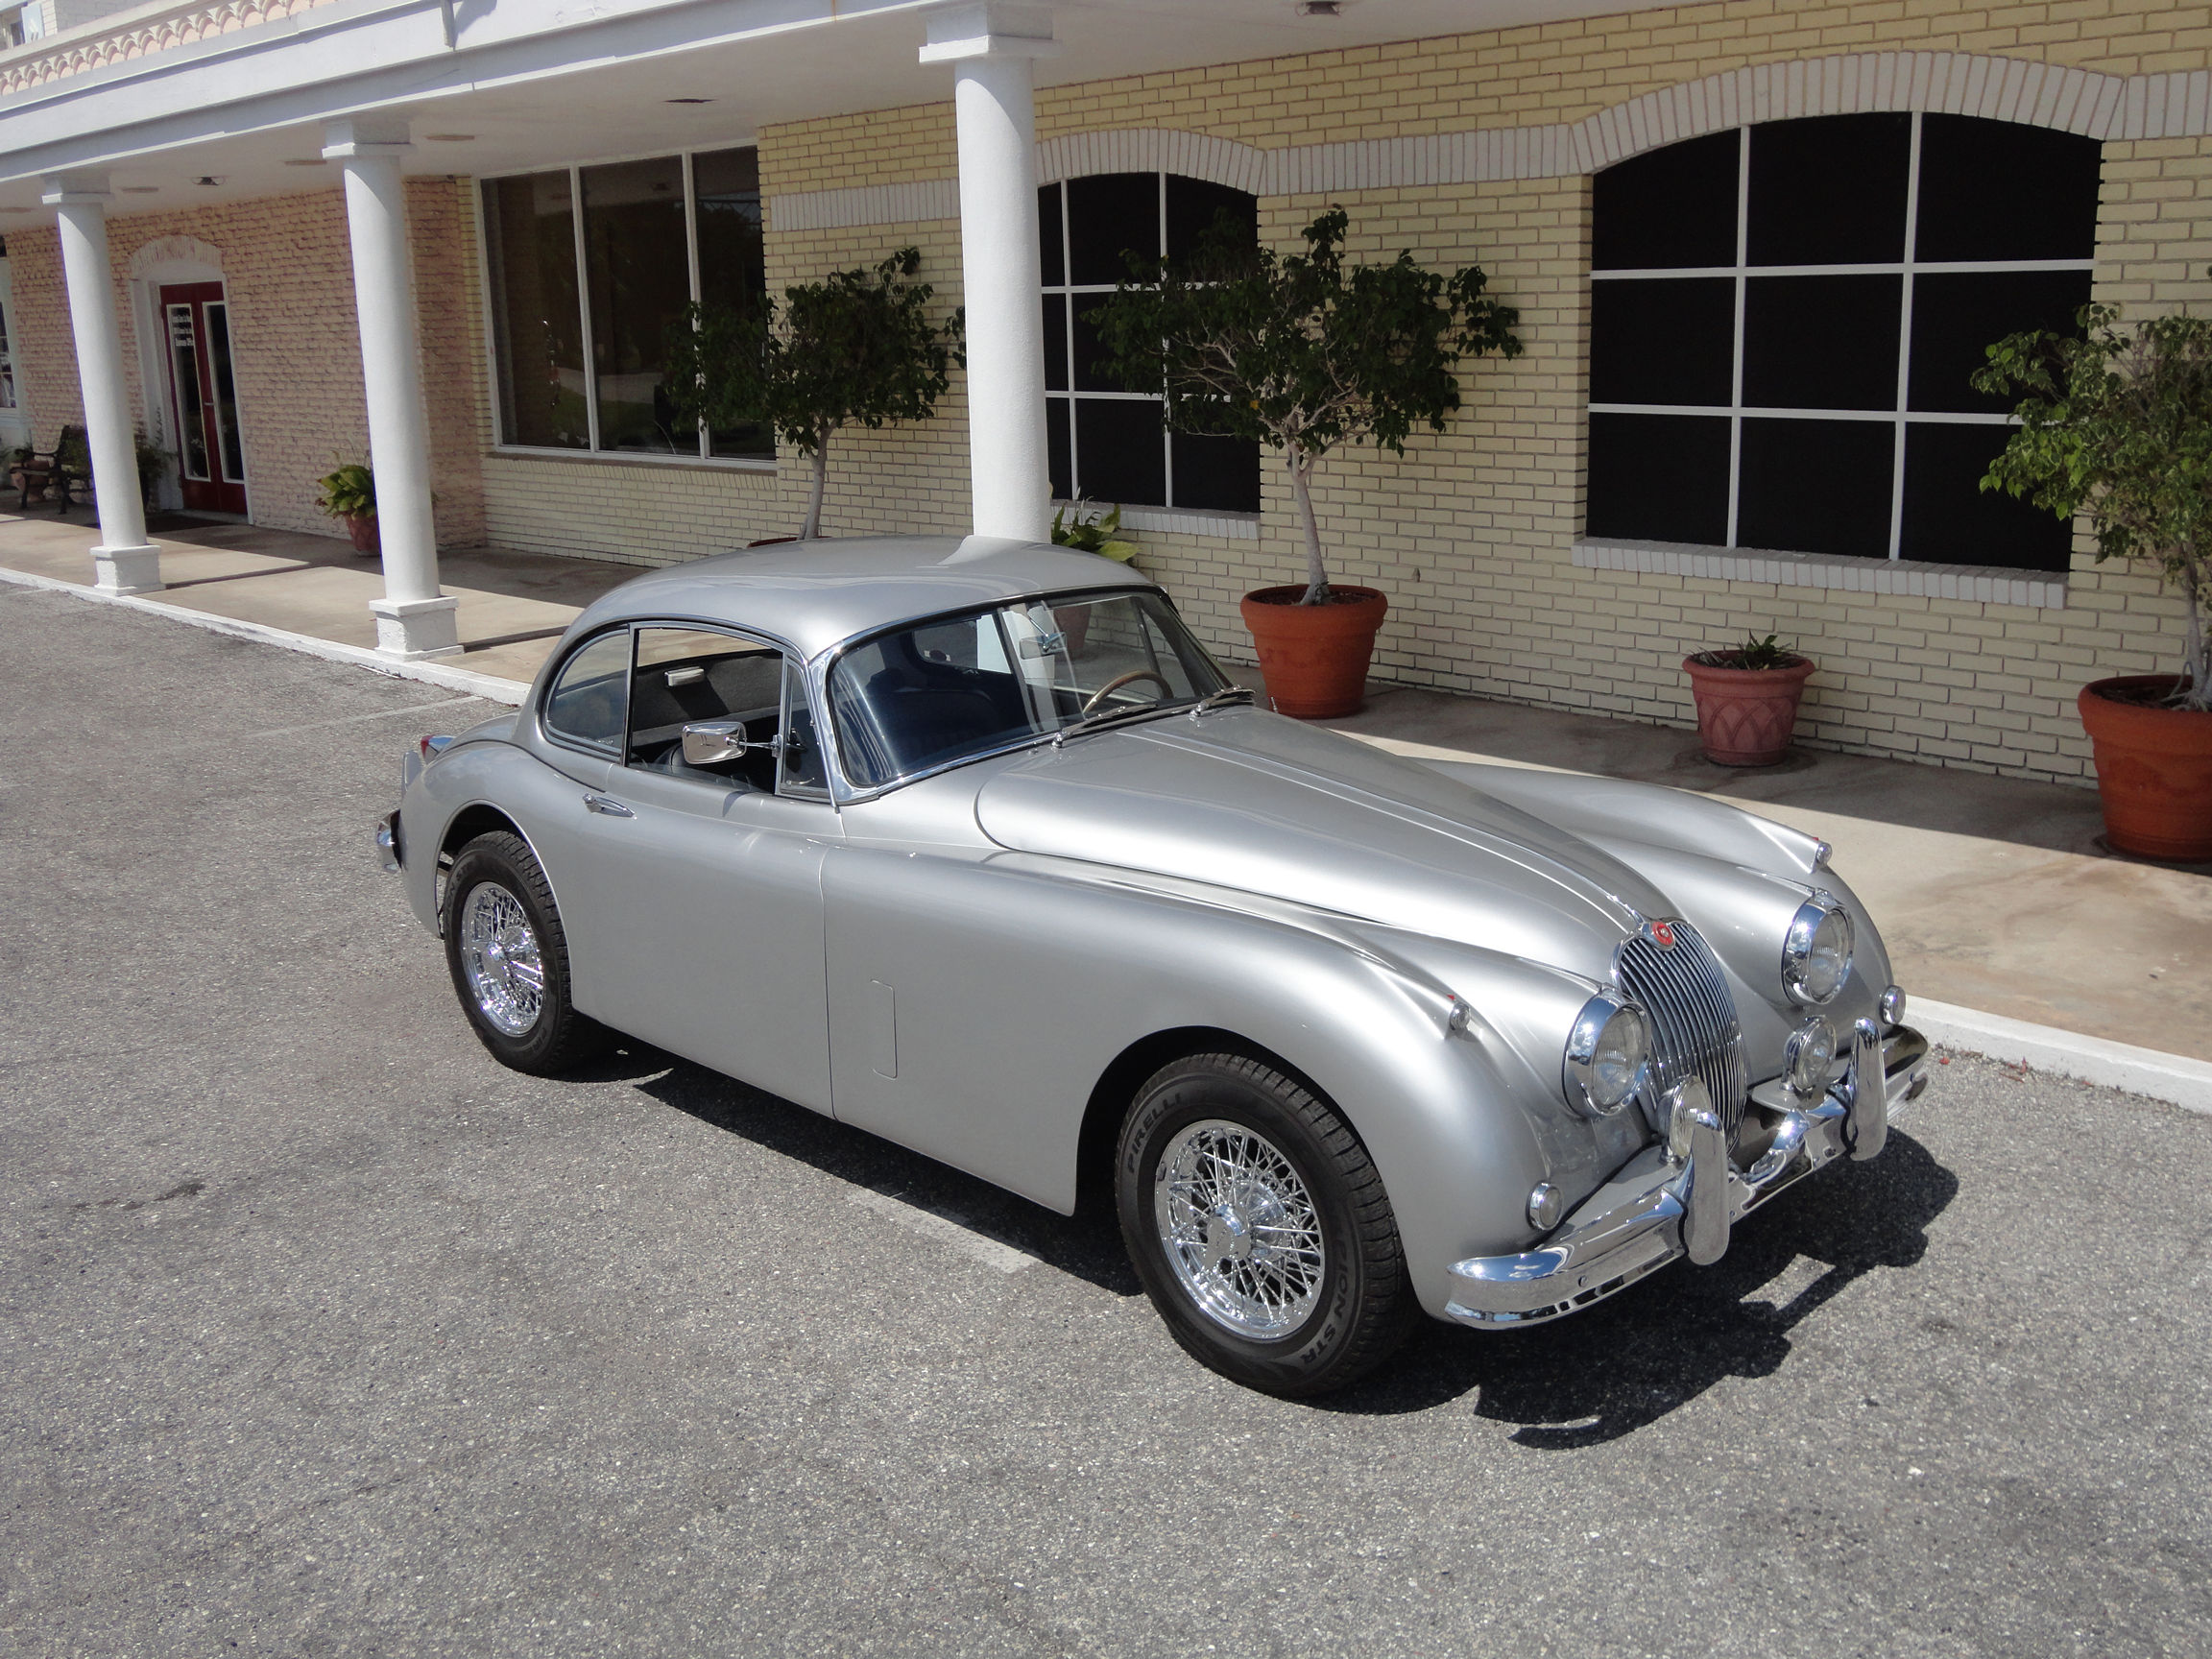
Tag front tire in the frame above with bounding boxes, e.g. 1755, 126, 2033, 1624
1116, 1053, 1413, 1397
442, 830, 607, 1075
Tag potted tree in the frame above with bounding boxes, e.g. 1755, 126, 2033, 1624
1976, 305, 2212, 860
316, 460, 379, 557
1091, 207, 1521, 717
665, 248, 963, 541
1682, 633, 1815, 766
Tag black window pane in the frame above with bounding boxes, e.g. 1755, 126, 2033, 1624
1908, 270, 2093, 414
483, 173, 589, 449
1171, 429, 1262, 513
1738, 418, 1895, 557
692, 147, 771, 459
1899, 422, 2075, 570
582, 155, 691, 454
1747, 113, 1911, 266
1038, 182, 1065, 286
1593, 130, 1739, 270
1047, 398, 1072, 500
1074, 397, 1166, 506
1043, 295, 1068, 392
1166, 176, 1258, 269
1071, 297, 1144, 392
1742, 275, 1902, 410
1915, 115, 2102, 263
1068, 173, 1160, 285
1586, 413, 1730, 543
1590, 277, 1735, 405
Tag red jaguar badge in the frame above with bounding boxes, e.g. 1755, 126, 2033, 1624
1650, 921, 1676, 948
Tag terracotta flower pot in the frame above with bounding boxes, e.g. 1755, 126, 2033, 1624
1682, 653, 1815, 766
2077, 675, 2212, 861
345, 512, 380, 558
1239, 585, 1387, 719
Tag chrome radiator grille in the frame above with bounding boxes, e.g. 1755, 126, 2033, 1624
1617, 920, 1750, 1141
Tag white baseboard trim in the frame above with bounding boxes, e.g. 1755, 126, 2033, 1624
1911, 997, 2212, 1116
0, 565, 534, 707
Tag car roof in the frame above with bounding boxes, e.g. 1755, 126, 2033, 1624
563, 534, 1158, 661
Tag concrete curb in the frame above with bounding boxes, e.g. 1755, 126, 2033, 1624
1912, 996, 2212, 1116
0, 564, 534, 707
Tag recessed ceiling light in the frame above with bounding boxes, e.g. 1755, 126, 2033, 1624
283, 158, 325, 167
193, 175, 226, 187
665, 97, 714, 105
1299, 1, 1342, 13
424, 132, 475, 142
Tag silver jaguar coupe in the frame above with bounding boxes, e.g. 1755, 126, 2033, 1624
374, 535, 1930, 1396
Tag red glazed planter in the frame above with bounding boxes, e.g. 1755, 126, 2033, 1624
2077, 675, 2212, 861
1239, 585, 1387, 719
1682, 654, 1815, 766
346, 512, 380, 558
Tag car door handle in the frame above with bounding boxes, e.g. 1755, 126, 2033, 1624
583, 793, 635, 818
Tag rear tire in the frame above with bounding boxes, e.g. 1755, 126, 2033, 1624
442, 830, 608, 1076
1116, 1052, 1413, 1397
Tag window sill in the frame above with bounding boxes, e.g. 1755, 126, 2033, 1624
1571, 538, 2067, 610
488, 445, 778, 476
1059, 501, 1260, 541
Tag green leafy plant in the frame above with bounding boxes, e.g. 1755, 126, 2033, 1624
1089, 206, 1522, 605
315, 460, 376, 520
1050, 500, 1138, 563
664, 248, 965, 541
1692, 632, 1803, 670
1975, 303, 2212, 711
133, 431, 171, 497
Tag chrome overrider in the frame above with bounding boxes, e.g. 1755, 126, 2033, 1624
1443, 1022, 1931, 1327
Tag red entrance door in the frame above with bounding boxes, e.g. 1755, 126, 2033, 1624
159, 281, 248, 515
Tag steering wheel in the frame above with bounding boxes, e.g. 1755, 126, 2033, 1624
1079, 668, 1174, 717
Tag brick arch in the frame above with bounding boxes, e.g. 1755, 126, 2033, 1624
126, 234, 224, 281
1035, 129, 1267, 194
1573, 51, 2184, 174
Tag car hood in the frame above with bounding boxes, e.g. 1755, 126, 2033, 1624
973, 709, 1677, 983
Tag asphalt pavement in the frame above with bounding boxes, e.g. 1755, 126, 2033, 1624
3, 585, 2209, 1658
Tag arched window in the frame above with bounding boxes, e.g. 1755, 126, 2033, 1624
1587, 113, 2100, 570
1039, 172, 1262, 514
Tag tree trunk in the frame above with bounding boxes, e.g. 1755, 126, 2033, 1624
2183, 553, 2211, 712
1288, 450, 1329, 605
800, 432, 830, 541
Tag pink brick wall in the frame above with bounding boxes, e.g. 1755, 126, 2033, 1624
8, 177, 486, 547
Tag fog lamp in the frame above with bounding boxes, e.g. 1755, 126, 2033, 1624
1784, 1016, 1839, 1100
1880, 984, 1908, 1027
1527, 1183, 1564, 1231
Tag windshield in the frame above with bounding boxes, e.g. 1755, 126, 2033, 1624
829, 589, 1233, 787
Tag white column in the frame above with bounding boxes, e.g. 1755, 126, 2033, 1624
39, 173, 160, 594
324, 117, 458, 660
923, 3, 1057, 543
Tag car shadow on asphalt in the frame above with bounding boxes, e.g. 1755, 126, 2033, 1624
1316, 1132, 1960, 1442
617, 1047, 1144, 1297
599, 1046, 1956, 1439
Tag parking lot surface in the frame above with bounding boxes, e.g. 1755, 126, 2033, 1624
4, 587, 2209, 1657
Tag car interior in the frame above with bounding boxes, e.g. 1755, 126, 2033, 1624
626, 631, 787, 792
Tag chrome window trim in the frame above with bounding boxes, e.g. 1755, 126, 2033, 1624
814, 585, 1230, 805
611, 615, 834, 805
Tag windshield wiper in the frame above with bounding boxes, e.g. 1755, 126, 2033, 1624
1186, 685, 1257, 721
1049, 701, 1183, 747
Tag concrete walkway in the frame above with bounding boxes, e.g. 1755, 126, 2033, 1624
3, 510, 2205, 1068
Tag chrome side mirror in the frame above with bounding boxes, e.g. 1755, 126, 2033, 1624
682, 719, 761, 765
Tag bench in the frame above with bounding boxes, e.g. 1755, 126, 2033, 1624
14, 424, 90, 514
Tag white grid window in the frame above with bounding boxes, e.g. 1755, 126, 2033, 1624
1588, 111, 2100, 572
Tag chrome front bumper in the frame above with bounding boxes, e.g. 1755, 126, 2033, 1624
1444, 1024, 1930, 1328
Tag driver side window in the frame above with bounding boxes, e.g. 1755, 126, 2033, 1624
627, 627, 792, 793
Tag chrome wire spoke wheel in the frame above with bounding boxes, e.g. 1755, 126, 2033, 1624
458, 881, 544, 1038
1154, 1118, 1327, 1339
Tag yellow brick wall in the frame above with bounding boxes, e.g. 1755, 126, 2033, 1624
733, 1, 2212, 786
8, 178, 487, 547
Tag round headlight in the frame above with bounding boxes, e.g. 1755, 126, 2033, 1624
1782, 894, 1854, 1006
1784, 1015, 1839, 1098
1564, 994, 1651, 1118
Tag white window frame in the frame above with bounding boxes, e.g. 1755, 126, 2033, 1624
1589, 111, 2096, 563
474, 142, 773, 470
